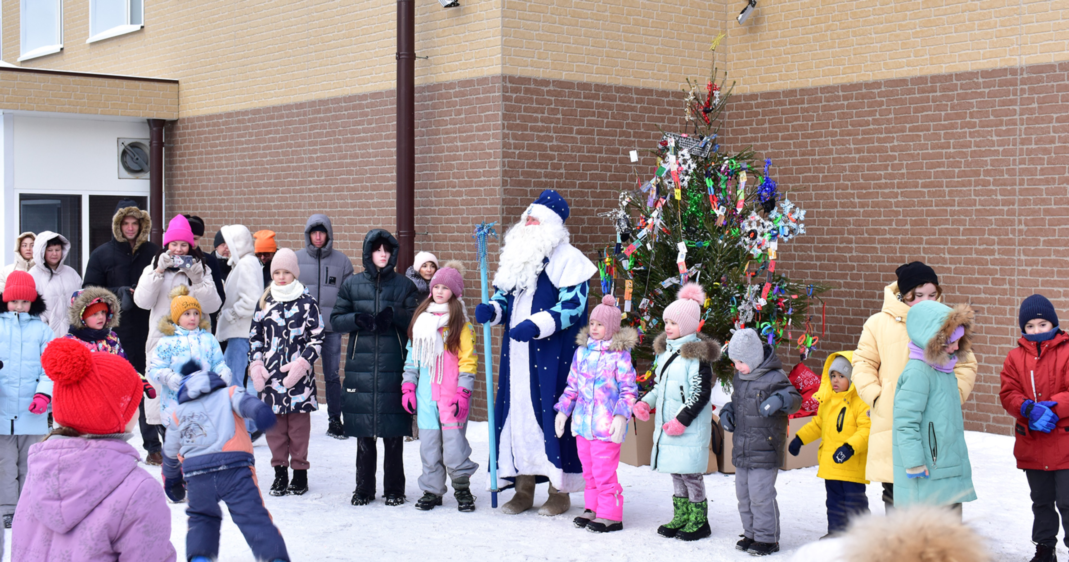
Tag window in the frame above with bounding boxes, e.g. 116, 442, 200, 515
19, 0, 63, 62
88, 0, 142, 43
20, 194, 82, 273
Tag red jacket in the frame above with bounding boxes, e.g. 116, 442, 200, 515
999, 330, 1069, 471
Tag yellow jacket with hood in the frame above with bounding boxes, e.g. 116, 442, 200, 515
796, 351, 871, 484
850, 283, 977, 483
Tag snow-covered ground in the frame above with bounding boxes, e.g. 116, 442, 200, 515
1, 413, 1050, 560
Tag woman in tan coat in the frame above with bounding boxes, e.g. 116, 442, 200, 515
851, 262, 977, 511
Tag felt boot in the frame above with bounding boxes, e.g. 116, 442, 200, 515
538, 484, 571, 516
501, 475, 536, 515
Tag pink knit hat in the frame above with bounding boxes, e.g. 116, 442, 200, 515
270, 248, 301, 278
429, 260, 464, 299
589, 295, 622, 339
162, 214, 196, 247
663, 283, 705, 337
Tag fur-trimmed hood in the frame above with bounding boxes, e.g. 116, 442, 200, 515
905, 301, 975, 367
111, 205, 151, 253
12, 232, 35, 270
576, 326, 638, 352
67, 287, 121, 330
652, 331, 722, 362
157, 313, 212, 336
0, 292, 47, 317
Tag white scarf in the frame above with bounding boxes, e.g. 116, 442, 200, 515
411, 303, 450, 382
271, 280, 305, 303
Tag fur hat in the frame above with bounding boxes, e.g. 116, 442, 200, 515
270, 248, 300, 278
169, 285, 202, 325
2, 270, 37, 303
429, 260, 464, 299
589, 295, 623, 339
663, 283, 705, 337
68, 287, 121, 329
41, 338, 143, 435
728, 328, 764, 372
841, 505, 990, 562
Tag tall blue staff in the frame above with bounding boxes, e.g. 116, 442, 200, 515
473, 222, 500, 507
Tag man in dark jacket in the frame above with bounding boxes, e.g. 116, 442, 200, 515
297, 214, 354, 440
331, 229, 419, 507
183, 215, 227, 329
82, 200, 164, 464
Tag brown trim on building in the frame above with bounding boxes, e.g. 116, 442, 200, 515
0, 66, 178, 84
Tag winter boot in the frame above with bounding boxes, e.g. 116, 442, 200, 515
270, 466, 289, 497
736, 535, 755, 551
287, 469, 308, 496
538, 484, 571, 516
573, 509, 596, 528
657, 496, 690, 538
385, 493, 406, 506
351, 490, 373, 506
1031, 544, 1057, 562
676, 500, 711, 541
586, 518, 624, 533
327, 416, 348, 440
2, 514, 11, 529
453, 476, 476, 512
748, 541, 780, 556
501, 474, 536, 515
415, 492, 443, 511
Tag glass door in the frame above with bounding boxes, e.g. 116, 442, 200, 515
19, 194, 82, 272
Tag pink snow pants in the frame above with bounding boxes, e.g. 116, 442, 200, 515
576, 436, 624, 521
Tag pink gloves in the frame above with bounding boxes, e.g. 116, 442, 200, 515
401, 382, 417, 414
452, 388, 472, 421
249, 361, 269, 393
662, 417, 686, 436
280, 357, 312, 389
28, 393, 50, 414
633, 401, 651, 421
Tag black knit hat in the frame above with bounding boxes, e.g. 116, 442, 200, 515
213, 230, 225, 248
182, 214, 205, 237
1020, 294, 1059, 332
895, 261, 939, 296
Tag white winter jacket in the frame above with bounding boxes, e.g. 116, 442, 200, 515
214, 225, 264, 342
0, 232, 35, 293
28, 231, 82, 337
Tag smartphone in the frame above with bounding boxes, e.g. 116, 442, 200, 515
172, 255, 194, 269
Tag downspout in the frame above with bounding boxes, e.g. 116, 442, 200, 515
148, 119, 166, 246
396, 0, 415, 269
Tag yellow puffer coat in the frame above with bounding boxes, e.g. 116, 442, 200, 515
851, 283, 977, 483
798, 351, 871, 484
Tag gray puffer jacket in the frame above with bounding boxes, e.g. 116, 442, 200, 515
297, 214, 354, 333
728, 348, 802, 470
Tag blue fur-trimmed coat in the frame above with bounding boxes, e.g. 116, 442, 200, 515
485, 242, 597, 493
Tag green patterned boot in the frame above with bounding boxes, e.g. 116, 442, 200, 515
676, 500, 711, 541
657, 496, 690, 538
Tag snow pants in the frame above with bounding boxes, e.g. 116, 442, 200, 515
1026, 468, 1069, 549
186, 466, 288, 562
418, 425, 479, 496
266, 413, 311, 470
672, 473, 707, 503
825, 479, 869, 534
0, 435, 42, 517
577, 436, 624, 521
736, 466, 780, 543
356, 436, 405, 498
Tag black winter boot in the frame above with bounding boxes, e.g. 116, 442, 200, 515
270, 466, 289, 497
385, 493, 406, 506
415, 492, 443, 511
287, 469, 308, 496
351, 490, 373, 506
453, 477, 476, 512
1031, 544, 1057, 562
327, 417, 348, 440
748, 541, 780, 556
736, 535, 754, 551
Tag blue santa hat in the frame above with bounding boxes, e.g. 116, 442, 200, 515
523, 189, 570, 226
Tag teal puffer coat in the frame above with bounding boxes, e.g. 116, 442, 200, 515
892, 300, 978, 507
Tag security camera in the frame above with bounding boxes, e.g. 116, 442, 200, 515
439, 0, 459, 7
737, 0, 756, 24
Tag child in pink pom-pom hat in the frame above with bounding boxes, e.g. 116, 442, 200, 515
553, 294, 639, 533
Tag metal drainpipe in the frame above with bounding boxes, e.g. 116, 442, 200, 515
396, 0, 415, 269
148, 119, 166, 246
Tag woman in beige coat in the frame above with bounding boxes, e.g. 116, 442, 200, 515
851, 262, 977, 511
0, 232, 35, 293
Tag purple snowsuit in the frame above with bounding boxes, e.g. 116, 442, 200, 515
11, 436, 176, 562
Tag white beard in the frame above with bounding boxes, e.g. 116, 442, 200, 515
493, 220, 570, 293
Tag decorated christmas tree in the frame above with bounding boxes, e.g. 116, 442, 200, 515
599, 34, 827, 387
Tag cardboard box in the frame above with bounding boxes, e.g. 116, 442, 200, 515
619, 416, 655, 467
712, 413, 735, 474
782, 415, 820, 470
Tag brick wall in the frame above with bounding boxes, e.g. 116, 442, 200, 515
720, 61, 1069, 434
0, 67, 177, 118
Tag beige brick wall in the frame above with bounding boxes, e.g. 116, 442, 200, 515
0, 68, 178, 118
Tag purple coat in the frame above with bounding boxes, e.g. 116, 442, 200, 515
12, 437, 176, 562
554, 327, 639, 442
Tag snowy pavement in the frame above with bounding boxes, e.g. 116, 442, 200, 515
1, 413, 1049, 560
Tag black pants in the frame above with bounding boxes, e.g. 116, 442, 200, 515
1027, 469, 1069, 548
826, 480, 869, 533
356, 437, 405, 497
138, 401, 162, 454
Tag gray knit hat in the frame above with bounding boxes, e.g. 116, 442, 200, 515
727, 328, 764, 372
829, 356, 853, 382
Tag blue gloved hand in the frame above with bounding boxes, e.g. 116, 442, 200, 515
510, 320, 540, 342
759, 393, 785, 417
239, 394, 278, 433
906, 466, 929, 479
720, 402, 735, 433
474, 303, 496, 324
833, 443, 855, 464
163, 475, 186, 503
787, 435, 802, 456
1023, 400, 1059, 433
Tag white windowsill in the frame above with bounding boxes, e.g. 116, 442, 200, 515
17, 44, 63, 62
86, 24, 143, 44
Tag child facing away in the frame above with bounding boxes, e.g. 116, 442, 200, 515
553, 295, 638, 533
633, 283, 720, 542
720, 327, 802, 556
0, 271, 54, 530
999, 295, 1069, 562
788, 352, 871, 538
892, 301, 977, 513
164, 359, 286, 562
12, 338, 175, 562
249, 249, 324, 497
402, 261, 480, 512
148, 285, 231, 502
